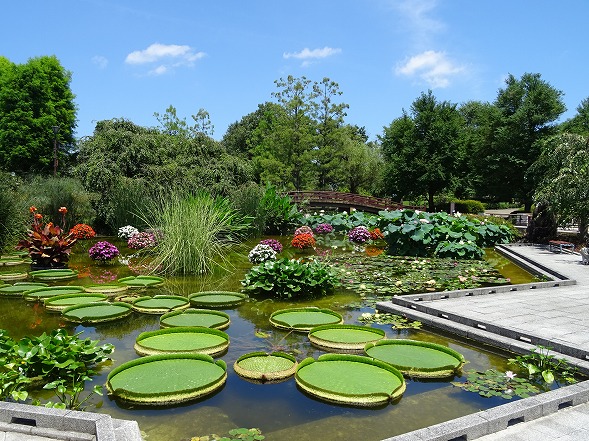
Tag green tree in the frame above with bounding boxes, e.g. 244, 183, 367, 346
530, 133, 589, 237
380, 90, 464, 211
0, 56, 76, 175
560, 97, 589, 136
492, 73, 565, 210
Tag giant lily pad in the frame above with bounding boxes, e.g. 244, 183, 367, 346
269, 307, 343, 332
0, 272, 29, 282
134, 327, 229, 357
84, 284, 129, 295
160, 309, 230, 330
106, 353, 227, 405
23, 285, 85, 302
308, 324, 386, 352
188, 291, 247, 308
29, 269, 79, 281
364, 339, 466, 378
117, 275, 165, 288
131, 295, 190, 314
295, 353, 406, 407
0, 282, 49, 297
62, 302, 133, 324
44, 293, 109, 312
0, 257, 26, 266
234, 352, 297, 382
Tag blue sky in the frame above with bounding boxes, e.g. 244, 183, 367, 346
2, 1, 588, 141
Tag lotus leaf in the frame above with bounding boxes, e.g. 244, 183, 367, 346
0, 257, 25, 266
62, 302, 133, 323
131, 295, 190, 314
269, 307, 343, 332
234, 352, 297, 382
23, 286, 85, 302
308, 324, 385, 351
134, 327, 229, 356
29, 269, 79, 281
188, 291, 247, 308
106, 353, 227, 405
295, 353, 405, 406
160, 309, 230, 330
0, 272, 29, 282
365, 339, 465, 378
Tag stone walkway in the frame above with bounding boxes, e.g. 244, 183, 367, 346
381, 243, 589, 440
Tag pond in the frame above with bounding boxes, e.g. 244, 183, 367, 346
0, 238, 541, 441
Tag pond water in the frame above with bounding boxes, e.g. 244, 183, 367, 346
0, 239, 540, 441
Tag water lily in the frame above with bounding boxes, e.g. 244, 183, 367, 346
505, 371, 517, 380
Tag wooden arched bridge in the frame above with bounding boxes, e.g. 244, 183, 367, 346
287, 191, 424, 214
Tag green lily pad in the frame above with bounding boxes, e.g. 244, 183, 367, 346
23, 285, 86, 302
188, 291, 247, 308
84, 284, 129, 294
44, 293, 109, 312
131, 295, 190, 314
308, 324, 386, 351
0, 257, 26, 266
295, 353, 406, 407
106, 353, 227, 405
134, 327, 229, 357
160, 309, 230, 330
118, 275, 165, 288
364, 339, 466, 378
0, 282, 49, 297
269, 307, 343, 332
62, 302, 133, 324
234, 352, 297, 382
0, 272, 29, 282
29, 269, 79, 281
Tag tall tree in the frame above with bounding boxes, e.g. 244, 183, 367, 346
492, 73, 565, 210
560, 97, 589, 136
380, 90, 464, 211
0, 55, 76, 174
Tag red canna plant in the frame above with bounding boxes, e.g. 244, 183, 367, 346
16, 206, 77, 268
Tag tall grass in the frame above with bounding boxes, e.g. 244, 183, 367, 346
0, 172, 25, 253
144, 192, 250, 275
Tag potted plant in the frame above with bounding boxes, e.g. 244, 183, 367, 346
16, 206, 77, 270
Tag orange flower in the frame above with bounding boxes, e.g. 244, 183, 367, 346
29, 206, 37, 213
34, 213, 43, 219
58, 207, 68, 214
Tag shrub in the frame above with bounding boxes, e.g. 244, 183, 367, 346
89, 241, 120, 262
348, 226, 372, 244
69, 224, 96, 239
248, 244, 277, 264
455, 200, 485, 214
259, 238, 283, 253
0, 171, 24, 252
259, 184, 300, 235
291, 233, 316, 250
314, 223, 334, 234
127, 232, 157, 250
241, 258, 340, 299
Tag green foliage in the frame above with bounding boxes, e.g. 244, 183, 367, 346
452, 369, 541, 400
508, 346, 577, 385
18, 176, 97, 229
0, 171, 24, 252
143, 192, 250, 275
258, 184, 300, 234
357, 312, 422, 329
0, 55, 77, 175
241, 257, 341, 299
190, 427, 265, 441
0, 329, 114, 410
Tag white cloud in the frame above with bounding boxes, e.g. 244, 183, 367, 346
395, 50, 465, 88
91, 55, 108, 69
283, 47, 342, 60
392, 0, 444, 47
125, 43, 206, 74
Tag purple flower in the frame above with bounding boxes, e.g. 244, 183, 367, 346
314, 223, 334, 234
89, 241, 120, 262
348, 226, 372, 244
128, 232, 157, 249
259, 239, 283, 253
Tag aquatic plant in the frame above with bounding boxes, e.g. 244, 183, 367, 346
452, 369, 541, 400
508, 346, 577, 384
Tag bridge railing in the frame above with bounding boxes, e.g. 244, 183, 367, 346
286, 191, 424, 212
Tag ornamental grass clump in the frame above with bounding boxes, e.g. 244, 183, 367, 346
88, 241, 120, 263
118, 225, 139, 240
241, 258, 340, 299
248, 244, 277, 264
142, 192, 249, 275
348, 226, 372, 244
69, 223, 96, 240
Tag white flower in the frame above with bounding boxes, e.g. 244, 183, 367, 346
248, 244, 277, 264
118, 225, 139, 240
505, 371, 517, 380
361, 312, 372, 318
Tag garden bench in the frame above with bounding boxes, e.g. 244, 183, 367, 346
548, 240, 575, 253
